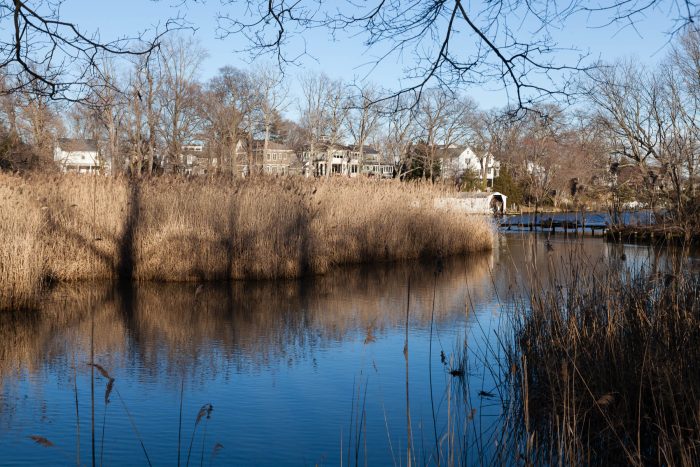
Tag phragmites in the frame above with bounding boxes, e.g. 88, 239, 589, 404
511, 263, 700, 465
0, 173, 494, 310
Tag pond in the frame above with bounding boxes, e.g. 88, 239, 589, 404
0, 235, 690, 466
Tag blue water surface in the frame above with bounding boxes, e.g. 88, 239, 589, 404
0, 235, 687, 466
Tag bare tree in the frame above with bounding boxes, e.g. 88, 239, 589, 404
414, 88, 471, 182
216, 0, 688, 111
299, 73, 348, 176
83, 59, 126, 175
382, 95, 418, 179
201, 66, 254, 176
157, 36, 207, 173
0, 74, 45, 170
251, 64, 289, 163
16, 83, 61, 161
0, 1, 182, 99
322, 78, 349, 176
347, 83, 382, 167
117, 54, 164, 177
0, 76, 19, 136
299, 73, 329, 160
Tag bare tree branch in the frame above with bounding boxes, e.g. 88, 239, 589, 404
0, 0, 187, 100
213, 0, 699, 114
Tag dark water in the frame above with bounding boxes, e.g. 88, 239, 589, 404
501, 210, 655, 230
0, 235, 690, 466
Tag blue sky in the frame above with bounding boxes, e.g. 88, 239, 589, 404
61, 0, 678, 113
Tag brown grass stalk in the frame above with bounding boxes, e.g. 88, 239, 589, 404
511, 262, 700, 465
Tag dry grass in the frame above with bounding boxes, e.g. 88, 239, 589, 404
510, 260, 700, 466
0, 182, 46, 309
0, 173, 494, 310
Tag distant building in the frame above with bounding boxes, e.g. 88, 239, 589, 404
261, 141, 298, 175
235, 139, 301, 176
301, 143, 352, 176
304, 144, 394, 178
54, 138, 103, 174
354, 146, 395, 178
525, 160, 547, 180
180, 141, 209, 175
440, 146, 500, 188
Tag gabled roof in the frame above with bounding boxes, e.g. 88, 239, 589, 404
352, 145, 380, 155
257, 141, 294, 151
435, 145, 464, 158
57, 138, 98, 152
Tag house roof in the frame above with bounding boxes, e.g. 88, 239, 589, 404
435, 146, 464, 158
57, 138, 98, 152
252, 140, 294, 151
352, 145, 380, 155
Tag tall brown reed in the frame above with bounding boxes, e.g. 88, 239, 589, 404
0, 180, 45, 309
0, 173, 494, 310
511, 262, 700, 465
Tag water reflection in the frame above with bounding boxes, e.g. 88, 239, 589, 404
0, 234, 693, 466
1, 252, 492, 378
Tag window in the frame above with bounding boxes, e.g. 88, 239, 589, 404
267, 153, 272, 160
273, 153, 278, 161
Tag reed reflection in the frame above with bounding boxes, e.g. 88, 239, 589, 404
2, 235, 692, 388
0, 250, 496, 384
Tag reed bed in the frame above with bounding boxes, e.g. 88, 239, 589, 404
0, 173, 494, 310
510, 261, 700, 466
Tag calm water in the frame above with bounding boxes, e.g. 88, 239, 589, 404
0, 235, 689, 466
501, 210, 655, 229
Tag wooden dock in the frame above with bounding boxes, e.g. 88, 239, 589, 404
500, 211, 698, 245
501, 217, 608, 236
604, 225, 698, 244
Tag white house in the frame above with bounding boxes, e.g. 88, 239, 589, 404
181, 141, 207, 175
441, 147, 500, 188
54, 139, 103, 173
